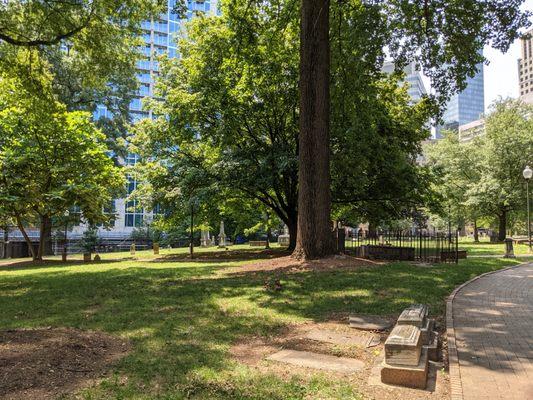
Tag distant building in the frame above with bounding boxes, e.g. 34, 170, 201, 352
382, 61, 427, 103
518, 28, 533, 104
72, 1, 220, 241
458, 118, 485, 142
434, 52, 485, 139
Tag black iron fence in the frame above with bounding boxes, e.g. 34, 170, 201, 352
342, 230, 460, 264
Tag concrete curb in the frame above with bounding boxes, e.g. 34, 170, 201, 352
446, 261, 532, 400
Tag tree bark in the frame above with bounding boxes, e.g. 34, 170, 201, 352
473, 219, 479, 242
293, 0, 335, 259
37, 215, 52, 261
2, 225, 7, 259
15, 215, 36, 260
287, 218, 298, 252
498, 211, 507, 242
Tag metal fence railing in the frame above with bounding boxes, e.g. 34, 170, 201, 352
343, 230, 459, 264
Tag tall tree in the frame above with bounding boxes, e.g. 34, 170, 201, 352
0, 70, 125, 260
133, 2, 301, 250
297, 0, 530, 258
425, 99, 533, 241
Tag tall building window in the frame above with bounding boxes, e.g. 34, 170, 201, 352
125, 176, 144, 227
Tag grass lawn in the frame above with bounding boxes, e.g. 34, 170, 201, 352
0, 251, 530, 399
458, 238, 532, 256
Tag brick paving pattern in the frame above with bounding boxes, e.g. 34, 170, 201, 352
452, 263, 533, 400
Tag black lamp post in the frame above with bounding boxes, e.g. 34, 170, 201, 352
523, 166, 532, 253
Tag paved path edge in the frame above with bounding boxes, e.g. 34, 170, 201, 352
446, 261, 531, 400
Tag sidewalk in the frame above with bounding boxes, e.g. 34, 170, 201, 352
448, 263, 533, 399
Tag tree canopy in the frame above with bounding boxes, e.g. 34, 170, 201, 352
425, 99, 533, 241
0, 71, 125, 260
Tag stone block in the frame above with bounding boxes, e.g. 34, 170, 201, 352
397, 304, 428, 328
267, 349, 364, 373
420, 318, 435, 345
384, 324, 422, 366
381, 347, 429, 389
424, 331, 439, 362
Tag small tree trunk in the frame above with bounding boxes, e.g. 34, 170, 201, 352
2, 225, 7, 259
293, 0, 334, 259
498, 211, 507, 242
473, 219, 479, 242
189, 204, 194, 259
37, 215, 51, 261
15, 215, 36, 260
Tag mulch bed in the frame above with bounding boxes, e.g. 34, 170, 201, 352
0, 327, 130, 400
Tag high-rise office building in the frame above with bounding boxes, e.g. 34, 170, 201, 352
518, 28, 533, 104
382, 61, 427, 103
72, 1, 219, 239
439, 61, 485, 133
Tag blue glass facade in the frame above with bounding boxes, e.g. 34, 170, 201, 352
91, 1, 219, 231
441, 63, 485, 131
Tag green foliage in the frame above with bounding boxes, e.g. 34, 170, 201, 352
80, 226, 100, 253
0, 0, 162, 159
0, 70, 125, 258
425, 99, 533, 235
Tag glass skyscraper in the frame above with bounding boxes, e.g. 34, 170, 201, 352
440, 62, 485, 132
75, 1, 220, 238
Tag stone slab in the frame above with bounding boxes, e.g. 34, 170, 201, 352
424, 331, 439, 362
385, 325, 422, 366
348, 315, 393, 331
397, 304, 428, 328
306, 329, 380, 348
420, 318, 435, 345
381, 347, 429, 389
267, 349, 364, 373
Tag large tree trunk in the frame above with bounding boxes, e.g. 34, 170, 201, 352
498, 211, 506, 242
15, 215, 36, 260
293, 0, 334, 259
37, 215, 52, 261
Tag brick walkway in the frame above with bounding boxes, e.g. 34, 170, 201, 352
451, 263, 533, 400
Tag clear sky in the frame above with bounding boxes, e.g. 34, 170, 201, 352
483, 0, 533, 110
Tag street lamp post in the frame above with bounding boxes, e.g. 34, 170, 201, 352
523, 166, 532, 253
62, 210, 70, 262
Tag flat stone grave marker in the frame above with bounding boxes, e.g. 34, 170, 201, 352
305, 328, 380, 348
267, 349, 364, 373
349, 315, 393, 331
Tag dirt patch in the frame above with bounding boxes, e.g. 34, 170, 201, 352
230, 320, 450, 400
0, 327, 130, 400
227, 254, 384, 275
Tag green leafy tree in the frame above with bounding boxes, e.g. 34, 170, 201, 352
426, 99, 533, 241
297, 0, 530, 258
133, 0, 445, 252
0, 73, 125, 260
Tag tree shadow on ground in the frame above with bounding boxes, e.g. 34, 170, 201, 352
0, 257, 523, 398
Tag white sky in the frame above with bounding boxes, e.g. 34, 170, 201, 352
483, 0, 533, 110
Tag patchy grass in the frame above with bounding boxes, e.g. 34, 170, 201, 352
0, 252, 529, 399
458, 238, 532, 256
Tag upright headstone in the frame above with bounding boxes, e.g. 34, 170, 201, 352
201, 229, 211, 247
130, 243, 136, 255
153, 242, 160, 255
278, 225, 290, 246
218, 221, 226, 247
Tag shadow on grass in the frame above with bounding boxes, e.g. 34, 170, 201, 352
0, 256, 523, 399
